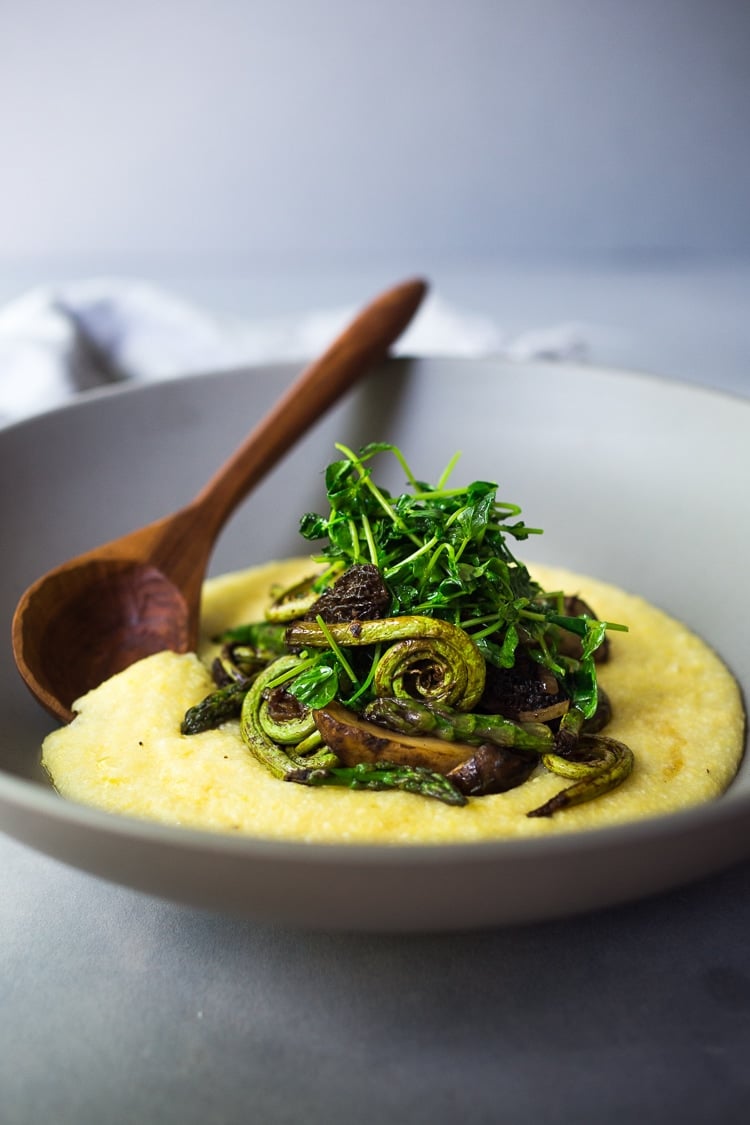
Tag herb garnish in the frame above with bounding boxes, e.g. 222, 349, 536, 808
187, 443, 632, 813
296, 442, 623, 719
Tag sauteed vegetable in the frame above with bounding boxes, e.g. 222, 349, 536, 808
182, 444, 631, 815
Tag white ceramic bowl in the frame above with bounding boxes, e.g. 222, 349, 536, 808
1, 357, 747, 930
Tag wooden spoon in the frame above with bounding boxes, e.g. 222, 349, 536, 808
13, 277, 428, 723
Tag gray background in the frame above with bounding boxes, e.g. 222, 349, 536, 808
1, 0, 749, 270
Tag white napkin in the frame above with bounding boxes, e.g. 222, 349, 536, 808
0, 278, 590, 425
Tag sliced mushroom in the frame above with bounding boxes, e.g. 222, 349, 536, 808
447, 743, 538, 796
312, 700, 474, 773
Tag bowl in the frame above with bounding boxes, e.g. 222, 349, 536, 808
1, 356, 748, 930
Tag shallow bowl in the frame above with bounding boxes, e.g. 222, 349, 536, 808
1, 356, 747, 930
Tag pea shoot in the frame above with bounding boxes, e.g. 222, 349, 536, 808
185, 443, 632, 813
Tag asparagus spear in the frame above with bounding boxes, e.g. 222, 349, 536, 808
181, 680, 250, 735
363, 696, 552, 752
288, 760, 467, 807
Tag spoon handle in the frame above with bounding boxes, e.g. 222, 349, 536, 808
189, 277, 427, 535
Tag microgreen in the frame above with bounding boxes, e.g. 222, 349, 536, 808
300, 443, 545, 637
296, 443, 624, 713
283, 655, 340, 709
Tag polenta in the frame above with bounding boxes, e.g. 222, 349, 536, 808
41, 558, 745, 843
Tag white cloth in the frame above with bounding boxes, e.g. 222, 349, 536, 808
0, 278, 590, 425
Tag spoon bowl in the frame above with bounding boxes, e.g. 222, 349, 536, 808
12, 278, 428, 722
17, 558, 190, 719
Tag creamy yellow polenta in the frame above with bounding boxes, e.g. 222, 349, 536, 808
41, 558, 745, 842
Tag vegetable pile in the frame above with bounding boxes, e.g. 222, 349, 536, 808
182, 443, 633, 816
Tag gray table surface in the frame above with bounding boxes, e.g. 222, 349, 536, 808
2, 258, 750, 1125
